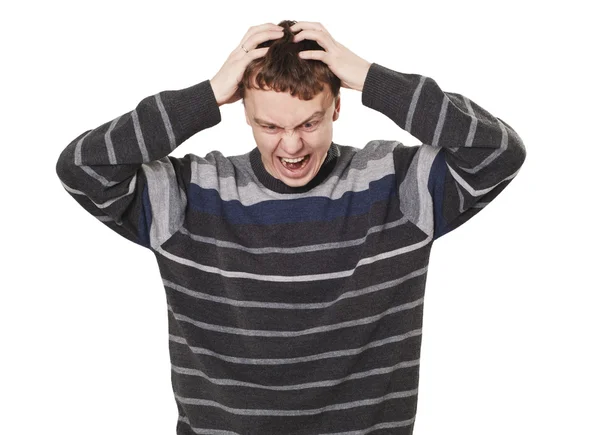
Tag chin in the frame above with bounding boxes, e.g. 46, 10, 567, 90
282, 177, 313, 187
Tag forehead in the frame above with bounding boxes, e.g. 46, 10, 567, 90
247, 88, 332, 125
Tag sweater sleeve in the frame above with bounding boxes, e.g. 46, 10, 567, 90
361, 63, 527, 241
55, 79, 222, 250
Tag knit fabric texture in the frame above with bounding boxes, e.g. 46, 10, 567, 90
56, 62, 526, 434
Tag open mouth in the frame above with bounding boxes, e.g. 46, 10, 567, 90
278, 154, 311, 172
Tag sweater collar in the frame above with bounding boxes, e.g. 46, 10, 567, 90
250, 142, 340, 194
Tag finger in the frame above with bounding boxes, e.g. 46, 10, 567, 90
242, 29, 284, 52
249, 23, 284, 34
242, 23, 283, 41
236, 46, 269, 63
298, 50, 325, 61
289, 21, 327, 33
293, 29, 333, 51
248, 46, 270, 59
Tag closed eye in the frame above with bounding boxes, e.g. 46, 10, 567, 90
264, 121, 319, 131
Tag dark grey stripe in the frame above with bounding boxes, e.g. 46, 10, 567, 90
176, 216, 409, 255
167, 294, 423, 338
174, 388, 418, 417
162, 265, 427, 310
171, 357, 420, 391
169, 328, 422, 365
154, 232, 432, 282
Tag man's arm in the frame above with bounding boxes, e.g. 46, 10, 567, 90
55, 79, 222, 250
362, 63, 526, 240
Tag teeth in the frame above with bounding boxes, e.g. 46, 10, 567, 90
280, 156, 307, 163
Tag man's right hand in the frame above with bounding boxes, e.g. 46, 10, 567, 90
209, 23, 285, 107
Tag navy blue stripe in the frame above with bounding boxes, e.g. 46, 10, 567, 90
187, 174, 397, 225
428, 149, 448, 241
139, 183, 152, 248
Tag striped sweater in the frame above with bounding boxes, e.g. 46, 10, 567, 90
55, 62, 526, 434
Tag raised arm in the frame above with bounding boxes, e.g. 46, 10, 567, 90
361, 62, 527, 240
55, 79, 222, 250
55, 24, 287, 251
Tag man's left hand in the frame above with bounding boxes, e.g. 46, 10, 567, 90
290, 21, 372, 92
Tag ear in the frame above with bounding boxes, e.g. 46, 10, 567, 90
244, 103, 251, 126
332, 94, 341, 121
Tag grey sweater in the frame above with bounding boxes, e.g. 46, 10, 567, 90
56, 62, 526, 434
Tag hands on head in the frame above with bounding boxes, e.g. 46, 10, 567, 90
209, 21, 372, 107
210, 23, 284, 107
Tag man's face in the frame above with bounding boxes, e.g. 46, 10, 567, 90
244, 85, 340, 188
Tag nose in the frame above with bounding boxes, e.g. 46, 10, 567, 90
279, 133, 306, 155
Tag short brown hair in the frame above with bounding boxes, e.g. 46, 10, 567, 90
239, 20, 341, 105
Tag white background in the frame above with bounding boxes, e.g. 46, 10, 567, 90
2, 1, 598, 434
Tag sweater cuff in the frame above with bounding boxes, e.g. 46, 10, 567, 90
163, 79, 222, 142
361, 63, 423, 120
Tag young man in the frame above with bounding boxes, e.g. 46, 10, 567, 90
56, 20, 526, 435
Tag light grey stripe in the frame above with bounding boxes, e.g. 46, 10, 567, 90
458, 178, 466, 213
142, 157, 187, 248
172, 357, 420, 392
177, 413, 415, 435
73, 129, 93, 166
154, 93, 176, 151
398, 90, 514, 236
405, 76, 428, 133
446, 94, 478, 173
413, 146, 438, 235
167, 296, 424, 338
320, 417, 416, 435
72, 98, 185, 248
169, 328, 422, 365
464, 118, 508, 174
59, 178, 137, 211
455, 97, 508, 174
397, 145, 439, 236
154, 230, 432, 282
174, 387, 418, 417
463, 95, 477, 148
163, 265, 428, 310
177, 216, 409, 255
131, 108, 150, 161
447, 163, 520, 197
105, 115, 121, 165
190, 141, 397, 205
78, 164, 118, 187
178, 416, 240, 435
73, 116, 124, 188
431, 95, 448, 147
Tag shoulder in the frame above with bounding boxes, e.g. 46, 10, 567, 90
337, 140, 399, 163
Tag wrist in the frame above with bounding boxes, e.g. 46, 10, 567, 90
209, 80, 224, 107
357, 62, 373, 92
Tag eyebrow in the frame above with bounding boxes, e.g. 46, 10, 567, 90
253, 110, 326, 128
